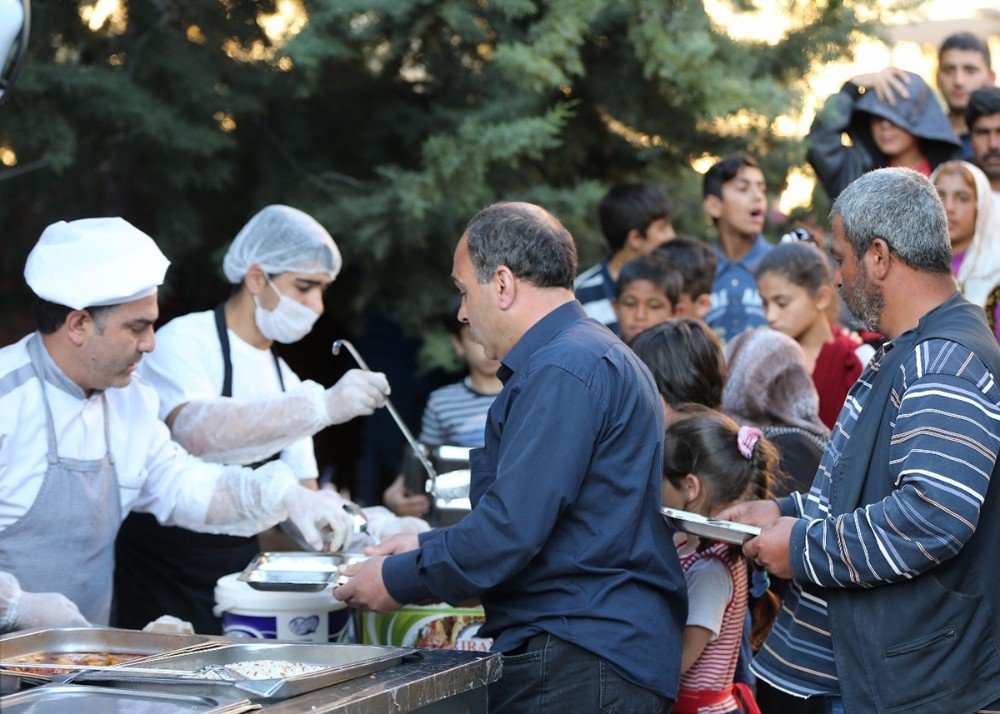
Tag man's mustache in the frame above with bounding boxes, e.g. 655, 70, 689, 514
982, 151, 1000, 162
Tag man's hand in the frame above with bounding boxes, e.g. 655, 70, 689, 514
332, 557, 401, 612
743, 517, 797, 580
715, 499, 781, 529
364, 533, 421, 556
851, 67, 911, 105
382, 476, 430, 518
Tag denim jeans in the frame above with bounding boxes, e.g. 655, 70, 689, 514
488, 632, 673, 713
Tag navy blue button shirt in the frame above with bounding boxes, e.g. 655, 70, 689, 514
382, 300, 687, 699
705, 235, 772, 343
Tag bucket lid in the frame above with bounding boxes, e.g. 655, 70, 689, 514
215, 573, 347, 612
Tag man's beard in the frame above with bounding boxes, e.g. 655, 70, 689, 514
839, 261, 884, 333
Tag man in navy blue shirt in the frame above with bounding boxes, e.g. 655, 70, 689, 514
336, 202, 686, 712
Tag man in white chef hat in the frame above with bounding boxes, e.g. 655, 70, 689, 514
114, 205, 425, 635
0, 217, 358, 632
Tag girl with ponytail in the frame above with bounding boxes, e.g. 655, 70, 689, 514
662, 406, 782, 714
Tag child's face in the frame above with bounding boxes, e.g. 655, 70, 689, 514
661, 478, 687, 511
640, 217, 675, 253
452, 325, 501, 379
870, 116, 920, 161
614, 279, 675, 344
708, 166, 767, 238
758, 271, 824, 341
671, 291, 711, 321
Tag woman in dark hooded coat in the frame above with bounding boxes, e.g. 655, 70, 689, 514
807, 70, 960, 200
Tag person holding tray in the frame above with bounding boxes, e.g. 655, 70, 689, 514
720, 169, 1000, 714
336, 202, 687, 712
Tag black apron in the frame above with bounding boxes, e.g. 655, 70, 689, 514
113, 304, 286, 634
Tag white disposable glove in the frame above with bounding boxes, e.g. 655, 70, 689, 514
321, 369, 390, 425
362, 505, 430, 541
281, 485, 356, 551
0, 573, 89, 632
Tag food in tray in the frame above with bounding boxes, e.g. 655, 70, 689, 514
4, 651, 145, 676
192, 659, 326, 680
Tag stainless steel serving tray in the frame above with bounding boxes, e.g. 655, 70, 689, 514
0, 627, 213, 692
0, 683, 255, 713
116, 642, 415, 701
238, 551, 369, 592
661, 507, 762, 545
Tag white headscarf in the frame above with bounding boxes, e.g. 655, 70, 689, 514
931, 161, 1000, 307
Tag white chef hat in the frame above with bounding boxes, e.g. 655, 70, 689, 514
222, 205, 342, 284
24, 217, 171, 310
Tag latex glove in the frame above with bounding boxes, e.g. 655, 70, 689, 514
322, 370, 390, 425
16, 591, 89, 630
362, 505, 430, 541
281, 485, 355, 551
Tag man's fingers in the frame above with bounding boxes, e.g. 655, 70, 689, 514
339, 562, 363, 577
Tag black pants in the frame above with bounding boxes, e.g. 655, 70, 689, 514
488, 632, 673, 713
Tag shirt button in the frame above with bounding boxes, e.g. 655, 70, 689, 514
731, 278, 739, 287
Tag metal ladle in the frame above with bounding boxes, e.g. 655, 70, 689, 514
332, 340, 438, 490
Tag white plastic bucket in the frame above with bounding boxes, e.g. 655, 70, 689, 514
213, 573, 352, 643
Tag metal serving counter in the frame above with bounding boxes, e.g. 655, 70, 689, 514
261, 649, 500, 714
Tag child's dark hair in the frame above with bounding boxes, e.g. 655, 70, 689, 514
654, 235, 717, 299
598, 183, 673, 252
662, 406, 780, 509
754, 240, 831, 294
615, 255, 683, 305
702, 154, 760, 199
967, 86, 1000, 132
630, 319, 726, 409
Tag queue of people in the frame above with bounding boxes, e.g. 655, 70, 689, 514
0, 27, 998, 714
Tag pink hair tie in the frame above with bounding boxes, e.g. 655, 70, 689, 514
737, 426, 763, 460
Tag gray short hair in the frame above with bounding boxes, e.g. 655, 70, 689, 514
830, 168, 951, 273
465, 202, 577, 289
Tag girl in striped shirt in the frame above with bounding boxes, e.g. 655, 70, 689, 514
662, 408, 780, 714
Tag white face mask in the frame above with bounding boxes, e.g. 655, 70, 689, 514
253, 278, 320, 344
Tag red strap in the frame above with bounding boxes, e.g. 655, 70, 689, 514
675, 686, 736, 712
732, 683, 762, 714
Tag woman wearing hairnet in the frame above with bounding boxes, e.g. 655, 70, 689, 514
114, 205, 426, 635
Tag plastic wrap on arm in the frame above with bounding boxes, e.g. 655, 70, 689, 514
196, 460, 300, 537
0, 571, 22, 632
169, 381, 331, 465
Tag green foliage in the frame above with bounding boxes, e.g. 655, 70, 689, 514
0, 0, 915, 362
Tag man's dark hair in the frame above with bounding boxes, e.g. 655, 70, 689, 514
966, 86, 1000, 131
597, 183, 673, 252
615, 255, 683, 305
702, 154, 761, 199
465, 202, 577, 289
939, 32, 991, 67
654, 235, 717, 299
31, 294, 115, 335
630, 318, 727, 409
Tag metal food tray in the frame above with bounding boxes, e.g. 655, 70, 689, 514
0, 627, 213, 692
238, 551, 369, 592
661, 507, 762, 545
116, 642, 415, 701
0, 683, 255, 713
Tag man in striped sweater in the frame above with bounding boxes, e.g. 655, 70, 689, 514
721, 168, 1000, 714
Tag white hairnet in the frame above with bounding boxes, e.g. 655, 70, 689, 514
222, 205, 342, 284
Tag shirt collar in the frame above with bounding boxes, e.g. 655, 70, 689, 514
28, 332, 89, 400
714, 235, 770, 271
498, 301, 586, 384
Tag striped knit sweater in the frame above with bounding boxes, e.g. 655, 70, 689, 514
752, 337, 1000, 697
